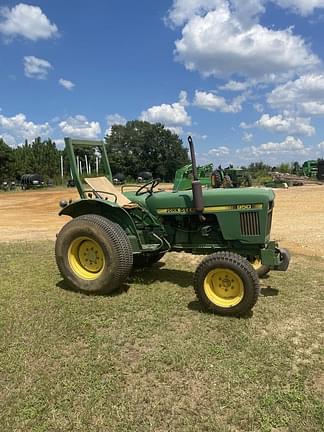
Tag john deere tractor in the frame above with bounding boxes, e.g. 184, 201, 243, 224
173, 163, 252, 190
55, 136, 289, 316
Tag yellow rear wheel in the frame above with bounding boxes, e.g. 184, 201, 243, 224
55, 215, 133, 294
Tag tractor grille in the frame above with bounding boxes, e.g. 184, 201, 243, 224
240, 211, 260, 236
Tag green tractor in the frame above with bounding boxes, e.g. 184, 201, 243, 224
211, 166, 252, 189
302, 160, 318, 178
173, 163, 214, 191
55, 136, 289, 317
173, 163, 252, 191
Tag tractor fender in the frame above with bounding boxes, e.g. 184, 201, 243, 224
59, 199, 142, 252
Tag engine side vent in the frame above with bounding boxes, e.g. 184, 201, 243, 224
240, 211, 260, 236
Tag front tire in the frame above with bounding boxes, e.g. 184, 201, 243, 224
55, 215, 133, 294
194, 252, 260, 316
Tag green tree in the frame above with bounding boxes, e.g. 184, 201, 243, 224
291, 161, 301, 174
105, 121, 189, 181
12, 138, 61, 181
277, 163, 290, 173
0, 138, 14, 182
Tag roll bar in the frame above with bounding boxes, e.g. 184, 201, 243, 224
64, 137, 113, 198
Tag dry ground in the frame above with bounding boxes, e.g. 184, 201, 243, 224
0, 184, 324, 257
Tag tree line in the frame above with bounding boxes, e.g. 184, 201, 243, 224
0, 120, 307, 185
0, 121, 189, 184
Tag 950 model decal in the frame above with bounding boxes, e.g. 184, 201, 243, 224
156, 203, 263, 215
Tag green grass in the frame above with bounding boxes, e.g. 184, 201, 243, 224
0, 242, 323, 432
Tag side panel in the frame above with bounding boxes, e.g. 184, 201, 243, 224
128, 189, 274, 244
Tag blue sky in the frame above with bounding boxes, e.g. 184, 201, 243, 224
1, 0, 324, 166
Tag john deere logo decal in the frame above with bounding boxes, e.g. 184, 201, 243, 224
156, 204, 263, 215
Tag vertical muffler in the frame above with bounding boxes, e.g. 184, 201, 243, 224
188, 136, 204, 214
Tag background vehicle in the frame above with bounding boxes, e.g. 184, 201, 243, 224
173, 163, 252, 191
137, 171, 152, 183
21, 174, 45, 190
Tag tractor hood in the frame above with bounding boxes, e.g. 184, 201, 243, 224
125, 187, 274, 216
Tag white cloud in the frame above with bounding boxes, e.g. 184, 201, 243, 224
238, 136, 308, 160
0, 3, 58, 41
59, 115, 101, 139
241, 113, 315, 136
219, 80, 251, 91
168, 1, 320, 81
253, 103, 264, 113
208, 146, 230, 156
167, 126, 185, 135
194, 90, 245, 113
0, 133, 16, 147
53, 138, 65, 149
300, 102, 324, 115
167, 1, 324, 25
59, 78, 75, 90
0, 112, 52, 146
267, 74, 324, 116
166, 0, 223, 26
140, 91, 191, 130
105, 113, 127, 136
188, 132, 208, 140
166, 0, 265, 27
259, 136, 305, 153
179, 89, 189, 106
318, 141, 324, 150
107, 113, 127, 127
274, 0, 324, 16
242, 131, 253, 143
24, 56, 52, 80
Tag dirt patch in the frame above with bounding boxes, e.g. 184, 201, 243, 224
0, 184, 324, 257
0, 188, 79, 241
310, 371, 324, 397
271, 185, 324, 258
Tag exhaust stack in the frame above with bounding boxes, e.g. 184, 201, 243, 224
188, 136, 204, 214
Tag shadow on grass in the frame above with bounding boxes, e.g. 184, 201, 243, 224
187, 300, 254, 319
260, 286, 279, 297
56, 280, 130, 297
130, 267, 193, 288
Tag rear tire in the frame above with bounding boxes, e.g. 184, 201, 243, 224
55, 214, 133, 294
194, 252, 260, 316
211, 170, 222, 188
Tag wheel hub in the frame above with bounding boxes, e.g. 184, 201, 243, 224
79, 241, 103, 272
68, 237, 105, 280
204, 268, 244, 308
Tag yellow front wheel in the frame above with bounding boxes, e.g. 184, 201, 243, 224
204, 268, 244, 308
194, 252, 260, 316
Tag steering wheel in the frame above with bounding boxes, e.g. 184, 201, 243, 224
136, 178, 160, 196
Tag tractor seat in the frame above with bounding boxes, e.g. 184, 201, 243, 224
84, 177, 136, 208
